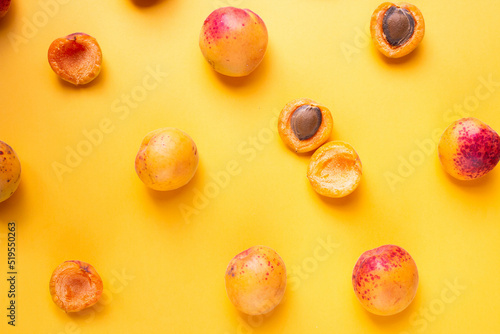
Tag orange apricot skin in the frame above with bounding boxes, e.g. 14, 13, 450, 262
278, 98, 333, 153
225, 246, 286, 315
0, 141, 21, 203
370, 2, 425, 58
438, 118, 500, 180
48, 33, 102, 85
49, 261, 103, 313
135, 128, 199, 191
307, 141, 362, 198
352, 245, 418, 316
0, 0, 11, 18
199, 7, 268, 77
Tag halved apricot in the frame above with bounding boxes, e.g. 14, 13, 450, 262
278, 98, 333, 153
48, 33, 102, 85
49, 260, 103, 312
370, 2, 425, 58
0, 0, 11, 18
307, 141, 362, 198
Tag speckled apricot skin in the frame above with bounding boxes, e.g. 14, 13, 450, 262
278, 98, 333, 153
438, 118, 500, 180
0, 141, 21, 203
135, 128, 199, 191
370, 2, 425, 58
199, 7, 268, 77
225, 246, 286, 315
307, 141, 362, 198
49, 261, 103, 313
0, 0, 11, 18
48, 33, 102, 85
352, 245, 418, 316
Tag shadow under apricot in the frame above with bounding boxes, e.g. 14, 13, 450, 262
0, 181, 25, 215
131, 0, 165, 8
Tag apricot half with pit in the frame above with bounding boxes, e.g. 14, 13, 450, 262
352, 245, 419, 316
135, 128, 199, 191
225, 245, 286, 315
307, 141, 362, 198
199, 7, 268, 77
0, 0, 11, 18
0, 140, 21, 203
48, 33, 102, 85
438, 118, 500, 180
278, 98, 333, 153
370, 2, 425, 58
49, 260, 103, 313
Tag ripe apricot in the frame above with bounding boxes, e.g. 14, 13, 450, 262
199, 7, 268, 77
0, 0, 11, 18
278, 98, 333, 153
370, 2, 425, 58
48, 33, 102, 85
438, 118, 500, 180
49, 260, 103, 313
135, 128, 199, 191
307, 141, 362, 198
0, 140, 21, 203
352, 245, 419, 316
225, 246, 286, 315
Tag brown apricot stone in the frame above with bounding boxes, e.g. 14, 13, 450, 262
307, 141, 362, 198
49, 260, 103, 312
48, 33, 102, 85
278, 98, 333, 153
371, 2, 424, 58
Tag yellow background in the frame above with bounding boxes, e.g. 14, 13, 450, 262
1, 0, 499, 333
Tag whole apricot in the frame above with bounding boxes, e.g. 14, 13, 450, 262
225, 246, 286, 315
199, 7, 268, 77
370, 2, 425, 58
49, 260, 103, 313
278, 98, 334, 153
48, 33, 102, 85
438, 118, 500, 180
0, 0, 11, 18
352, 245, 418, 316
0, 141, 21, 203
135, 128, 199, 191
307, 141, 362, 198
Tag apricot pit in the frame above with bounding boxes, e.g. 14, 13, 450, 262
49, 260, 103, 313
371, 2, 424, 58
48, 33, 102, 85
278, 98, 333, 153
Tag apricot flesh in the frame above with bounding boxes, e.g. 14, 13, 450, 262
307, 141, 362, 198
225, 246, 286, 315
278, 98, 334, 153
199, 7, 268, 77
370, 2, 425, 58
0, 0, 11, 18
352, 245, 418, 316
0, 141, 21, 203
49, 260, 103, 313
48, 33, 102, 85
135, 128, 199, 191
438, 118, 500, 180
